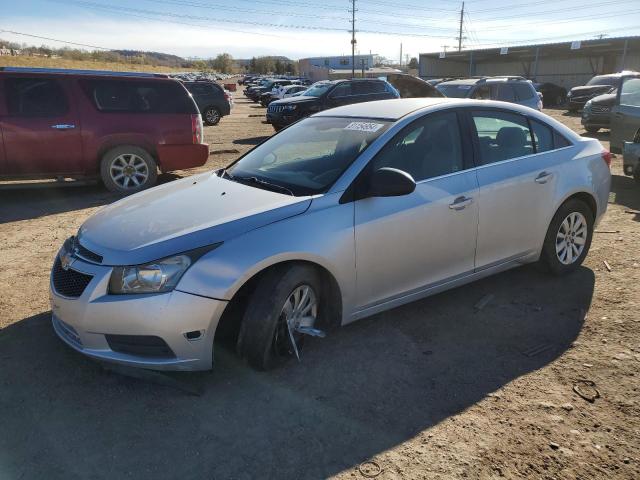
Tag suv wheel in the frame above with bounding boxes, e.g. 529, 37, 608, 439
540, 199, 594, 275
203, 107, 221, 126
100, 146, 158, 194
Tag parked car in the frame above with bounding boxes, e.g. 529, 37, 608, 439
245, 79, 294, 102
437, 77, 542, 110
611, 75, 640, 154
581, 91, 616, 133
0, 67, 208, 193
533, 82, 567, 107
266, 75, 440, 131
183, 80, 231, 125
50, 98, 610, 372
259, 84, 307, 106
623, 141, 640, 184
567, 71, 640, 112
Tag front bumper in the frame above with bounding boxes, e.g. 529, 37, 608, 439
50, 255, 227, 371
581, 111, 610, 129
623, 142, 640, 177
265, 111, 300, 127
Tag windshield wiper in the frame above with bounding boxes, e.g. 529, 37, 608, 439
237, 176, 295, 196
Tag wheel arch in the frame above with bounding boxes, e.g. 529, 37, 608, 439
214, 259, 344, 345
557, 191, 598, 220
97, 137, 159, 171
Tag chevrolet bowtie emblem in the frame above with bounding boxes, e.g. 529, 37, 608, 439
60, 250, 76, 271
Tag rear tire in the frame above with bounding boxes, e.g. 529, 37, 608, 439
237, 264, 322, 371
100, 146, 158, 194
539, 199, 594, 275
203, 106, 221, 126
585, 126, 600, 134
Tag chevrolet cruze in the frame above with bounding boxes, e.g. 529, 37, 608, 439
50, 98, 611, 371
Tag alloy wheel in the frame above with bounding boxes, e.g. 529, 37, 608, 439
206, 108, 220, 124
273, 284, 318, 357
555, 212, 588, 265
109, 153, 149, 189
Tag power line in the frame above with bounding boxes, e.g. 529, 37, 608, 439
470, 0, 639, 21
0, 29, 113, 50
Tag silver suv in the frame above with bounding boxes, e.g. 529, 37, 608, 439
437, 77, 542, 110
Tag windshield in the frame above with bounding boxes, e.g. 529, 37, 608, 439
225, 117, 391, 195
302, 83, 333, 97
436, 84, 474, 98
586, 76, 618, 87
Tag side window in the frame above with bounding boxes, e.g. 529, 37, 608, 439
472, 85, 491, 100
472, 110, 533, 164
330, 83, 351, 98
496, 84, 516, 102
5, 77, 68, 117
554, 131, 572, 148
82, 80, 194, 114
513, 83, 534, 100
372, 111, 464, 182
530, 119, 553, 153
620, 78, 640, 107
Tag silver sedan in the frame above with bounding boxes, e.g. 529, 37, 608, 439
50, 98, 611, 371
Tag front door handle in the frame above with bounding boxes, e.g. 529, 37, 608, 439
449, 196, 474, 210
535, 171, 554, 184
51, 124, 76, 130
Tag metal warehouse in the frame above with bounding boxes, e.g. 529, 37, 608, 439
419, 36, 640, 90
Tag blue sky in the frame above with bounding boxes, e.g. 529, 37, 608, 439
1, 0, 639, 60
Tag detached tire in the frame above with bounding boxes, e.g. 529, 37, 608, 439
540, 199, 594, 275
203, 106, 221, 126
237, 264, 322, 371
100, 146, 158, 194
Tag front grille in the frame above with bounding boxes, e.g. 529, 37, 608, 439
268, 105, 284, 113
52, 257, 93, 298
75, 242, 103, 264
105, 335, 176, 358
591, 105, 611, 114
53, 315, 82, 347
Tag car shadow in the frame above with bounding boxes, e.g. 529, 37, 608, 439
610, 173, 640, 221
583, 130, 610, 141
0, 173, 184, 224
233, 136, 271, 146
0, 265, 594, 479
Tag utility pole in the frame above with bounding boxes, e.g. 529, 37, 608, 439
458, 1, 465, 52
399, 43, 403, 67
349, 0, 357, 78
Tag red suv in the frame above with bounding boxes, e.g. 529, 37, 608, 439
0, 67, 209, 193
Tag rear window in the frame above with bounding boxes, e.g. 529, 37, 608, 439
437, 84, 474, 98
81, 79, 197, 114
513, 83, 534, 100
185, 83, 220, 95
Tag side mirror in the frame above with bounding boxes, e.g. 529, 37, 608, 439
366, 167, 416, 198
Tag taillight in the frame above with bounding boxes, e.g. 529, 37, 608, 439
191, 114, 203, 144
601, 150, 612, 168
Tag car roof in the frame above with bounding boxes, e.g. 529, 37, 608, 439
439, 78, 480, 86
314, 98, 455, 120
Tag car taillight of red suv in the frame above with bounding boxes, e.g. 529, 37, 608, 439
0, 67, 210, 195
192, 114, 204, 144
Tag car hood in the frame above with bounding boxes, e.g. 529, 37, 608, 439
77, 172, 312, 266
271, 95, 319, 106
383, 73, 444, 98
590, 92, 617, 106
570, 85, 613, 96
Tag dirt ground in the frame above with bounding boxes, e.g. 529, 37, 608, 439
0, 96, 639, 480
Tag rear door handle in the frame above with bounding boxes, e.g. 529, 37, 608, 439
449, 196, 474, 210
51, 124, 76, 130
535, 171, 554, 184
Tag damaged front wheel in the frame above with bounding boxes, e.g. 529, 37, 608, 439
237, 264, 324, 370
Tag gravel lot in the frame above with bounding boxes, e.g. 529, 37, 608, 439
0, 96, 639, 480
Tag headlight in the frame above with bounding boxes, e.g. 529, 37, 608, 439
283, 104, 298, 111
584, 99, 592, 110
108, 244, 220, 294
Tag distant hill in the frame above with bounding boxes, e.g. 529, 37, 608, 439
114, 50, 187, 68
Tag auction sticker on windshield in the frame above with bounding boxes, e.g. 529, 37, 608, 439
344, 122, 385, 133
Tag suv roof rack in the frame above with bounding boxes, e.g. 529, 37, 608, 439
0, 67, 169, 78
477, 75, 528, 83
